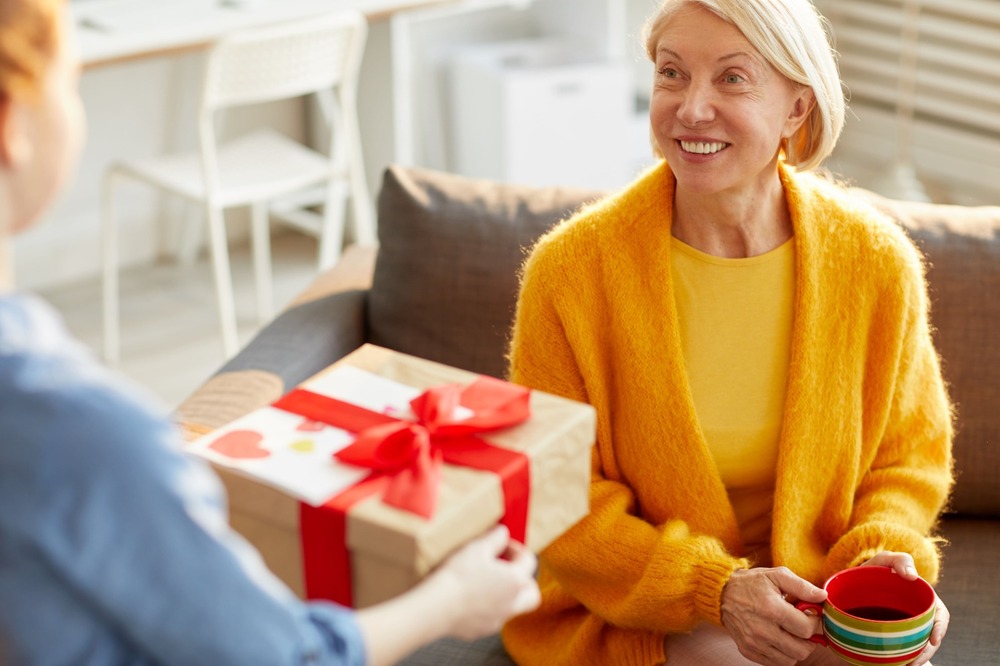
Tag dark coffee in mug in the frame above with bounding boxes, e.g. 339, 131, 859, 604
844, 605, 911, 622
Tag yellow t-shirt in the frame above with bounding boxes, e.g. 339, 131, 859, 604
670, 236, 795, 566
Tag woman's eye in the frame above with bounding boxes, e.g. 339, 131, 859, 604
659, 67, 679, 79
724, 73, 745, 84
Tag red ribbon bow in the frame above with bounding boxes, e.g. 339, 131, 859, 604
332, 378, 532, 518
272, 374, 533, 605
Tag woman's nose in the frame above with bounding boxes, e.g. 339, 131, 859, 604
676, 81, 715, 126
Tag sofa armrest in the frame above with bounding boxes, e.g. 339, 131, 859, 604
221, 288, 369, 386
176, 289, 368, 435
175, 244, 378, 436
287, 242, 377, 307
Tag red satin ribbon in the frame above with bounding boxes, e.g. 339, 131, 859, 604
274, 375, 532, 605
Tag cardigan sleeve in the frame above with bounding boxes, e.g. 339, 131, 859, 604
503, 241, 748, 664
825, 246, 954, 583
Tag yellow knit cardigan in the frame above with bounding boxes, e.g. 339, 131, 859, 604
502, 161, 953, 666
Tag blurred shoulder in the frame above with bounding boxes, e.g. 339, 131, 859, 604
0, 295, 176, 482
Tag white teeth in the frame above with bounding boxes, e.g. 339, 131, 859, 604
680, 141, 728, 154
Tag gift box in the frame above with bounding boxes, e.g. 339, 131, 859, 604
187, 344, 595, 608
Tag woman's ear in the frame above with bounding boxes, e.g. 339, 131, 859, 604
784, 86, 816, 138
0, 95, 31, 167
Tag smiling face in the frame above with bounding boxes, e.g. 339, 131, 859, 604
649, 3, 814, 200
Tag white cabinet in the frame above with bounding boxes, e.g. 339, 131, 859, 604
391, 0, 657, 189
448, 38, 633, 189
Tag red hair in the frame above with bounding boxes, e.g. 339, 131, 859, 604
0, 0, 63, 102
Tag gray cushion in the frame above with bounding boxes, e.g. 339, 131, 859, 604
931, 518, 1000, 664
368, 165, 602, 379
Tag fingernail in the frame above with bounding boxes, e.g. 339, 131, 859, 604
906, 566, 918, 577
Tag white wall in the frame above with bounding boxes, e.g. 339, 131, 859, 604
355, 19, 398, 215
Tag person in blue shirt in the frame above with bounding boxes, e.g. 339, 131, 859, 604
0, 2, 541, 664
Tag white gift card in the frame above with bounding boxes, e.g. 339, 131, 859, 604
188, 366, 428, 506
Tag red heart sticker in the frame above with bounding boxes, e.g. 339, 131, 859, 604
208, 430, 271, 460
297, 419, 326, 432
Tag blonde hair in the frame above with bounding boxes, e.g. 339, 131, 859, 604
643, 0, 845, 171
0, 0, 63, 102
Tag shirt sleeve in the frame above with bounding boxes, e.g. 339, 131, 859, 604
824, 256, 954, 582
15, 372, 367, 666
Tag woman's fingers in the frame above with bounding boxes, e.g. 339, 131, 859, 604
776, 567, 827, 604
721, 568, 824, 664
861, 551, 918, 579
910, 593, 950, 666
929, 595, 950, 645
853, 563, 949, 666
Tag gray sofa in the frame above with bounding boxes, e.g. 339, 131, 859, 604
178, 165, 1000, 664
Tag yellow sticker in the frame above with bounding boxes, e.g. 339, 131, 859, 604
289, 439, 315, 453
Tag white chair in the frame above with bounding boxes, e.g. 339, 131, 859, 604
102, 10, 375, 363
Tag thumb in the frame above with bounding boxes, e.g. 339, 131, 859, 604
476, 524, 511, 558
781, 573, 827, 603
503, 541, 538, 578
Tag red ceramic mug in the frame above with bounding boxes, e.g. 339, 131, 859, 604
796, 566, 936, 666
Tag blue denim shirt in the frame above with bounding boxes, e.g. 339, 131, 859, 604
0, 295, 366, 666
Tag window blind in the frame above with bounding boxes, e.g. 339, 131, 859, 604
815, 0, 1000, 204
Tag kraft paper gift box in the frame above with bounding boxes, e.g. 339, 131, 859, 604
188, 344, 595, 608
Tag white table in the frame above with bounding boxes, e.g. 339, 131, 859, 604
77, 0, 458, 68
74, 0, 461, 196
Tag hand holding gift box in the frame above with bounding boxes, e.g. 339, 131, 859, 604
188, 344, 596, 607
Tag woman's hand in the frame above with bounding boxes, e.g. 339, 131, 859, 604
430, 525, 541, 640
720, 567, 827, 665
860, 552, 950, 666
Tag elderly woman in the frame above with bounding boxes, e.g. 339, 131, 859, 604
502, 0, 953, 664
0, 2, 538, 664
